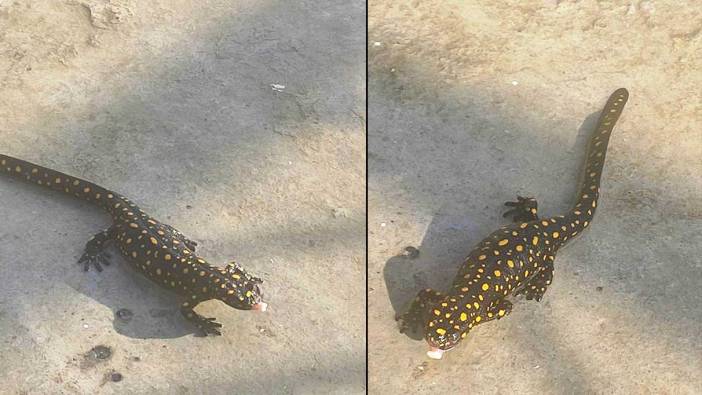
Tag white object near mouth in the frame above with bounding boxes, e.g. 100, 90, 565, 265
253, 302, 268, 312
427, 348, 445, 360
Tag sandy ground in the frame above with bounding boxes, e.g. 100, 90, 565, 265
369, 1, 701, 394
0, 1, 365, 394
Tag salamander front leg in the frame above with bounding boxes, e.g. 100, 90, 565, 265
503, 195, 539, 222
396, 288, 444, 335
180, 300, 222, 336
78, 226, 115, 272
163, 224, 198, 251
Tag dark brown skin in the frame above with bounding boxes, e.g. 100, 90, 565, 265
0, 155, 267, 335
397, 88, 629, 359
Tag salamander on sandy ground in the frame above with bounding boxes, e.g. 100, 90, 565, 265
0, 155, 267, 335
397, 88, 629, 359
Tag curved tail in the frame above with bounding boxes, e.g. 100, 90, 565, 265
0, 154, 118, 211
566, 88, 629, 228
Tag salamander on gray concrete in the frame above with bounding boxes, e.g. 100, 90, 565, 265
396, 88, 629, 359
0, 155, 267, 335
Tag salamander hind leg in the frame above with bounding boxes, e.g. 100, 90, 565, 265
181, 301, 222, 336
486, 298, 513, 321
396, 288, 444, 336
503, 195, 538, 222
515, 264, 553, 302
78, 226, 115, 272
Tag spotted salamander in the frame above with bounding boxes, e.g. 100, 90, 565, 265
0, 155, 267, 335
397, 88, 629, 359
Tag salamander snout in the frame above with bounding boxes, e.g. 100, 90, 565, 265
219, 262, 267, 311
424, 328, 460, 359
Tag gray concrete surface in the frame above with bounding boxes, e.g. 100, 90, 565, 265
0, 1, 365, 394
369, 1, 701, 394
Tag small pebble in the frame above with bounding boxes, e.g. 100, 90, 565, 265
402, 246, 420, 259
115, 308, 134, 322
87, 345, 112, 360
596, 286, 603, 292
110, 372, 123, 382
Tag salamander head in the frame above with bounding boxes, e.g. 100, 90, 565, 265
423, 296, 473, 359
217, 261, 267, 312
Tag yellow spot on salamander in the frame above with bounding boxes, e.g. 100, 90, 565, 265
15, 166, 21, 172
54, 177, 61, 184
516, 245, 524, 252
541, 220, 549, 226
532, 236, 539, 245
245, 290, 252, 297
125, 238, 132, 244
73, 180, 80, 186
95, 193, 101, 199
436, 328, 446, 335
473, 302, 479, 309
520, 223, 528, 228
481, 283, 489, 291
494, 270, 501, 277
156, 268, 162, 275
434, 309, 440, 316
552, 231, 560, 238
131, 251, 137, 258
150, 237, 158, 245
164, 254, 172, 261
498, 309, 505, 316
507, 259, 514, 268
31, 168, 38, 174
498, 239, 508, 246
475, 316, 482, 323
83, 187, 90, 193
478, 255, 486, 260
460, 312, 468, 321
129, 223, 138, 228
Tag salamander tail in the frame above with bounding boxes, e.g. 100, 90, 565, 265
0, 154, 116, 210
566, 88, 628, 229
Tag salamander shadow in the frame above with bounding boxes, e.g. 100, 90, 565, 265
383, 110, 602, 342
66, 243, 200, 339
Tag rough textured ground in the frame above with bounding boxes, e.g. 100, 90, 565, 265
369, 1, 701, 394
0, 1, 365, 394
